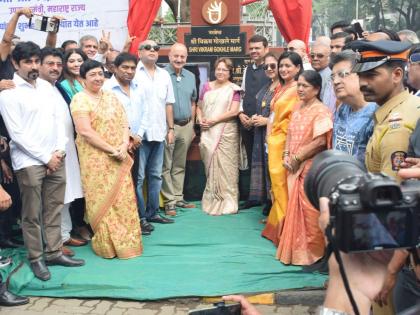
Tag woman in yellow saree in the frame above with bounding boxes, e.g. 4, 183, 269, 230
71, 60, 142, 259
262, 52, 302, 245
278, 70, 333, 265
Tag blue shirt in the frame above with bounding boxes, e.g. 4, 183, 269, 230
165, 65, 197, 121
103, 75, 149, 138
135, 61, 175, 142
333, 102, 377, 164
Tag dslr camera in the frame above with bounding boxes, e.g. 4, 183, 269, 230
305, 150, 420, 253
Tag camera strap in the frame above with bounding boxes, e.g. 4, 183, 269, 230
325, 224, 360, 315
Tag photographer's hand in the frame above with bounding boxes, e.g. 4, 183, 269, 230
398, 157, 420, 179
222, 295, 261, 315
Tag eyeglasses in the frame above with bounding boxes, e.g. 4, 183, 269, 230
263, 63, 277, 70
310, 53, 326, 59
331, 70, 352, 81
139, 44, 160, 52
216, 68, 230, 72
409, 53, 420, 64
45, 61, 63, 67
285, 47, 296, 52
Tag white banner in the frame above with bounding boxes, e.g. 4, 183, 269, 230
0, 0, 129, 50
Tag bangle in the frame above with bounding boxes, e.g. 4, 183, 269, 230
293, 155, 301, 163
168, 127, 174, 130
282, 150, 290, 157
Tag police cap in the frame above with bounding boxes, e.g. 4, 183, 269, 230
348, 40, 411, 73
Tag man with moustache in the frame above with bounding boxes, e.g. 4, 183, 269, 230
238, 35, 270, 210
286, 39, 313, 70
161, 43, 197, 215
0, 42, 84, 281
330, 50, 377, 164
349, 39, 420, 313
330, 32, 353, 57
103, 52, 150, 233
135, 39, 175, 232
38, 47, 86, 255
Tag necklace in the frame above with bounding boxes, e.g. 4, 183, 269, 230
261, 82, 278, 109
84, 90, 103, 100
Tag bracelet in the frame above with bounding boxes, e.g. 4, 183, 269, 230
293, 154, 301, 163
282, 150, 290, 157
168, 127, 174, 130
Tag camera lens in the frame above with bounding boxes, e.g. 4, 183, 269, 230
304, 150, 365, 209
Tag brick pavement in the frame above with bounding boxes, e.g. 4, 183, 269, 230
0, 297, 321, 315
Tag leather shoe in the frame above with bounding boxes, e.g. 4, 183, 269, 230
62, 246, 75, 257
30, 261, 51, 281
0, 289, 29, 306
0, 238, 21, 249
239, 201, 260, 210
141, 229, 151, 236
64, 237, 88, 247
175, 200, 195, 208
46, 255, 85, 267
148, 214, 174, 224
141, 219, 154, 232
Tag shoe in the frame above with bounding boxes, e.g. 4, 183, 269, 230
0, 289, 29, 306
239, 201, 260, 210
64, 237, 88, 247
175, 200, 195, 208
164, 204, 177, 216
141, 229, 151, 236
140, 219, 155, 232
30, 261, 51, 281
46, 255, 85, 267
0, 238, 21, 249
74, 226, 93, 241
148, 214, 174, 224
62, 246, 75, 257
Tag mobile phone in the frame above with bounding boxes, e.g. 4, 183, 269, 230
188, 302, 241, 315
29, 15, 59, 33
353, 22, 364, 39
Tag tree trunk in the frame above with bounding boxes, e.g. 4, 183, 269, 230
164, 0, 191, 22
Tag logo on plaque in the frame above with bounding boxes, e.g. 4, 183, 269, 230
202, 0, 228, 25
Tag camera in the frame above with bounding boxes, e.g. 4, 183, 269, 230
305, 150, 420, 253
29, 15, 59, 33
188, 302, 241, 315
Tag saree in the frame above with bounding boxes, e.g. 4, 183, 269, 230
277, 102, 333, 265
71, 91, 142, 259
248, 82, 275, 204
200, 83, 241, 215
262, 82, 299, 245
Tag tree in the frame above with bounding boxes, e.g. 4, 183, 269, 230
164, 0, 191, 22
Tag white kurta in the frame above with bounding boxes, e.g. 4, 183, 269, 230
53, 86, 84, 203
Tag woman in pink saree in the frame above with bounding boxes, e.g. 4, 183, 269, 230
197, 58, 242, 215
277, 70, 333, 265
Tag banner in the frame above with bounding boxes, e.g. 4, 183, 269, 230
0, 0, 129, 50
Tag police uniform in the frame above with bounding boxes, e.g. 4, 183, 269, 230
350, 40, 420, 314
350, 40, 420, 180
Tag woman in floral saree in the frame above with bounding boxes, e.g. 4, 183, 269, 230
71, 60, 142, 259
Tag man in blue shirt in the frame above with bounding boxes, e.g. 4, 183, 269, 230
331, 50, 377, 164
162, 43, 197, 216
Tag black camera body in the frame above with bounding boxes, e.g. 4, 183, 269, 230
305, 150, 420, 253
329, 173, 419, 253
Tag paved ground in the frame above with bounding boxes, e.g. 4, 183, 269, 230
0, 297, 322, 314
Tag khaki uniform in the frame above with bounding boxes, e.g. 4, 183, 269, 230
366, 90, 420, 180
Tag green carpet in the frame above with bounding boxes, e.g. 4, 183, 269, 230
1, 205, 326, 300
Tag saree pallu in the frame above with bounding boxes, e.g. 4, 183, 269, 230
277, 102, 333, 265
200, 83, 241, 215
262, 83, 299, 245
71, 91, 142, 259
248, 82, 274, 204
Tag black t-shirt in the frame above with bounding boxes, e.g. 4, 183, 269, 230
0, 55, 15, 80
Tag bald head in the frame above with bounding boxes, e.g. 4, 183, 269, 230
287, 39, 307, 59
315, 36, 331, 47
169, 42, 188, 74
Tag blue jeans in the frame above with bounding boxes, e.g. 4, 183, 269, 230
136, 140, 164, 220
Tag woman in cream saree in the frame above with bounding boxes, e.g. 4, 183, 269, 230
197, 58, 241, 215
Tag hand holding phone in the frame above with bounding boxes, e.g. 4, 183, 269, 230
189, 301, 241, 315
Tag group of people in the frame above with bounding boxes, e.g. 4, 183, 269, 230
0, 8, 419, 314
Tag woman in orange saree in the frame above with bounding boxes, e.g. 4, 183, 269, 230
262, 52, 302, 245
277, 70, 333, 265
71, 60, 142, 259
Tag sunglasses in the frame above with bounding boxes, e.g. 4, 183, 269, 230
331, 70, 352, 81
263, 63, 277, 70
310, 53, 326, 59
409, 53, 420, 64
285, 47, 296, 52
139, 44, 160, 52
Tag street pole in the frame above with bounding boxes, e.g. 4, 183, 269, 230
356, 0, 359, 20
177, 0, 181, 24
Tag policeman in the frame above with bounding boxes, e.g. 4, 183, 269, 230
350, 40, 420, 313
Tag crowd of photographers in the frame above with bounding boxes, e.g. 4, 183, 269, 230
0, 8, 419, 315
